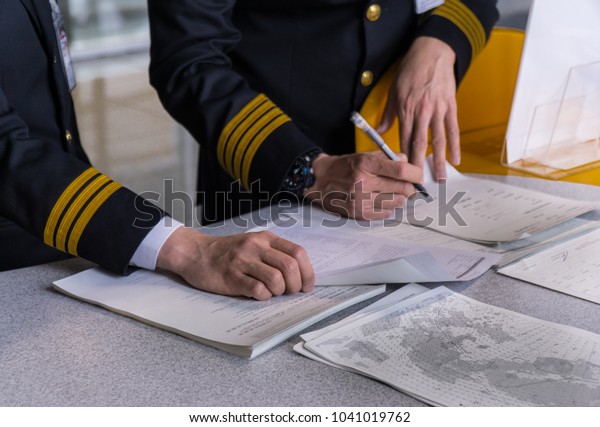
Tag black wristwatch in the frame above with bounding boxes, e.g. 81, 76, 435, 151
280, 149, 322, 197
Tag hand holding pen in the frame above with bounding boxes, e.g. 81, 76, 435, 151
350, 111, 432, 202
304, 115, 426, 220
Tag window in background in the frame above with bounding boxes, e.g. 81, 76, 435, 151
58, 0, 149, 59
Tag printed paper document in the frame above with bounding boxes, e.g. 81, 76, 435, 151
401, 161, 598, 243
363, 217, 599, 268
260, 223, 499, 284
302, 287, 600, 406
53, 268, 384, 359
293, 283, 429, 366
498, 227, 600, 305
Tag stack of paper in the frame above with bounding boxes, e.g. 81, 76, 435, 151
53, 268, 385, 359
297, 286, 600, 406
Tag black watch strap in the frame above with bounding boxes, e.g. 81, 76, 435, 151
280, 149, 322, 197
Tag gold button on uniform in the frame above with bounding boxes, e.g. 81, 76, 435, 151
366, 4, 381, 22
360, 70, 374, 87
65, 130, 72, 144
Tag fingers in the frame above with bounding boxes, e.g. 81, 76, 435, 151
389, 36, 459, 179
270, 236, 315, 293
409, 108, 431, 171
377, 94, 397, 135
165, 229, 315, 301
400, 105, 414, 161
400, 100, 459, 181
241, 232, 314, 298
430, 112, 448, 180
307, 151, 426, 220
239, 276, 274, 301
372, 192, 407, 212
445, 106, 460, 166
360, 152, 423, 186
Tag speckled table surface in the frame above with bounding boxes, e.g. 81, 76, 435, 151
1, 175, 599, 407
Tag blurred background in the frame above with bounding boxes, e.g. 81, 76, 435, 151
57, 0, 533, 226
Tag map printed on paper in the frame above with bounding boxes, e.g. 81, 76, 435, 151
305, 287, 600, 406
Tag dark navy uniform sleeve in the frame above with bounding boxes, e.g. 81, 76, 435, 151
0, 0, 167, 273
148, 0, 498, 222
0, 89, 164, 273
148, 0, 319, 194
417, 0, 499, 82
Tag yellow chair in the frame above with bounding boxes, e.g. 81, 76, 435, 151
355, 28, 525, 156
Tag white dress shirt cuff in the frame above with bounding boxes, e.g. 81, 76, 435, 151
129, 217, 184, 270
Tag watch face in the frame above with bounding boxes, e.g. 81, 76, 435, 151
282, 150, 321, 195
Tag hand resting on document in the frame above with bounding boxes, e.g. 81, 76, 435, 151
157, 227, 315, 300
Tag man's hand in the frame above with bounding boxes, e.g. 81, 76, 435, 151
377, 36, 459, 180
305, 151, 423, 220
157, 227, 315, 300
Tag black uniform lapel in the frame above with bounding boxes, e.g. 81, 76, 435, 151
18, 0, 43, 38
27, 0, 60, 58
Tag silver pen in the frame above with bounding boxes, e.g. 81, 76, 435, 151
350, 111, 432, 201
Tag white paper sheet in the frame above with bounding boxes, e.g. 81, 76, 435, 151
293, 283, 429, 366
498, 227, 600, 305
261, 222, 499, 284
363, 217, 599, 268
400, 160, 598, 243
303, 286, 600, 406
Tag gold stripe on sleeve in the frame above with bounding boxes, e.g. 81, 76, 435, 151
432, 0, 486, 56
231, 106, 279, 181
44, 167, 98, 247
54, 174, 112, 252
217, 94, 269, 177
434, 8, 479, 54
217, 93, 291, 186
241, 114, 290, 190
228, 103, 275, 179
447, 0, 486, 53
68, 181, 122, 255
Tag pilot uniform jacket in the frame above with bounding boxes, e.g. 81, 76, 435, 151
0, 0, 164, 272
148, 0, 499, 222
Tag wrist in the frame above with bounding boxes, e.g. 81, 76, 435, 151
412, 36, 456, 64
304, 153, 329, 196
156, 227, 208, 274
280, 148, 323, 198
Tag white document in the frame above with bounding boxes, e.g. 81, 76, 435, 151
262, 223, 499, 284
505, 0, 600, 164
401, 160, 598, 243
370, 211, 599, 268
53, 268, 385, 359
498, 227, 600, 305
303, 286, 600, 406
282, 205, 599, 268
